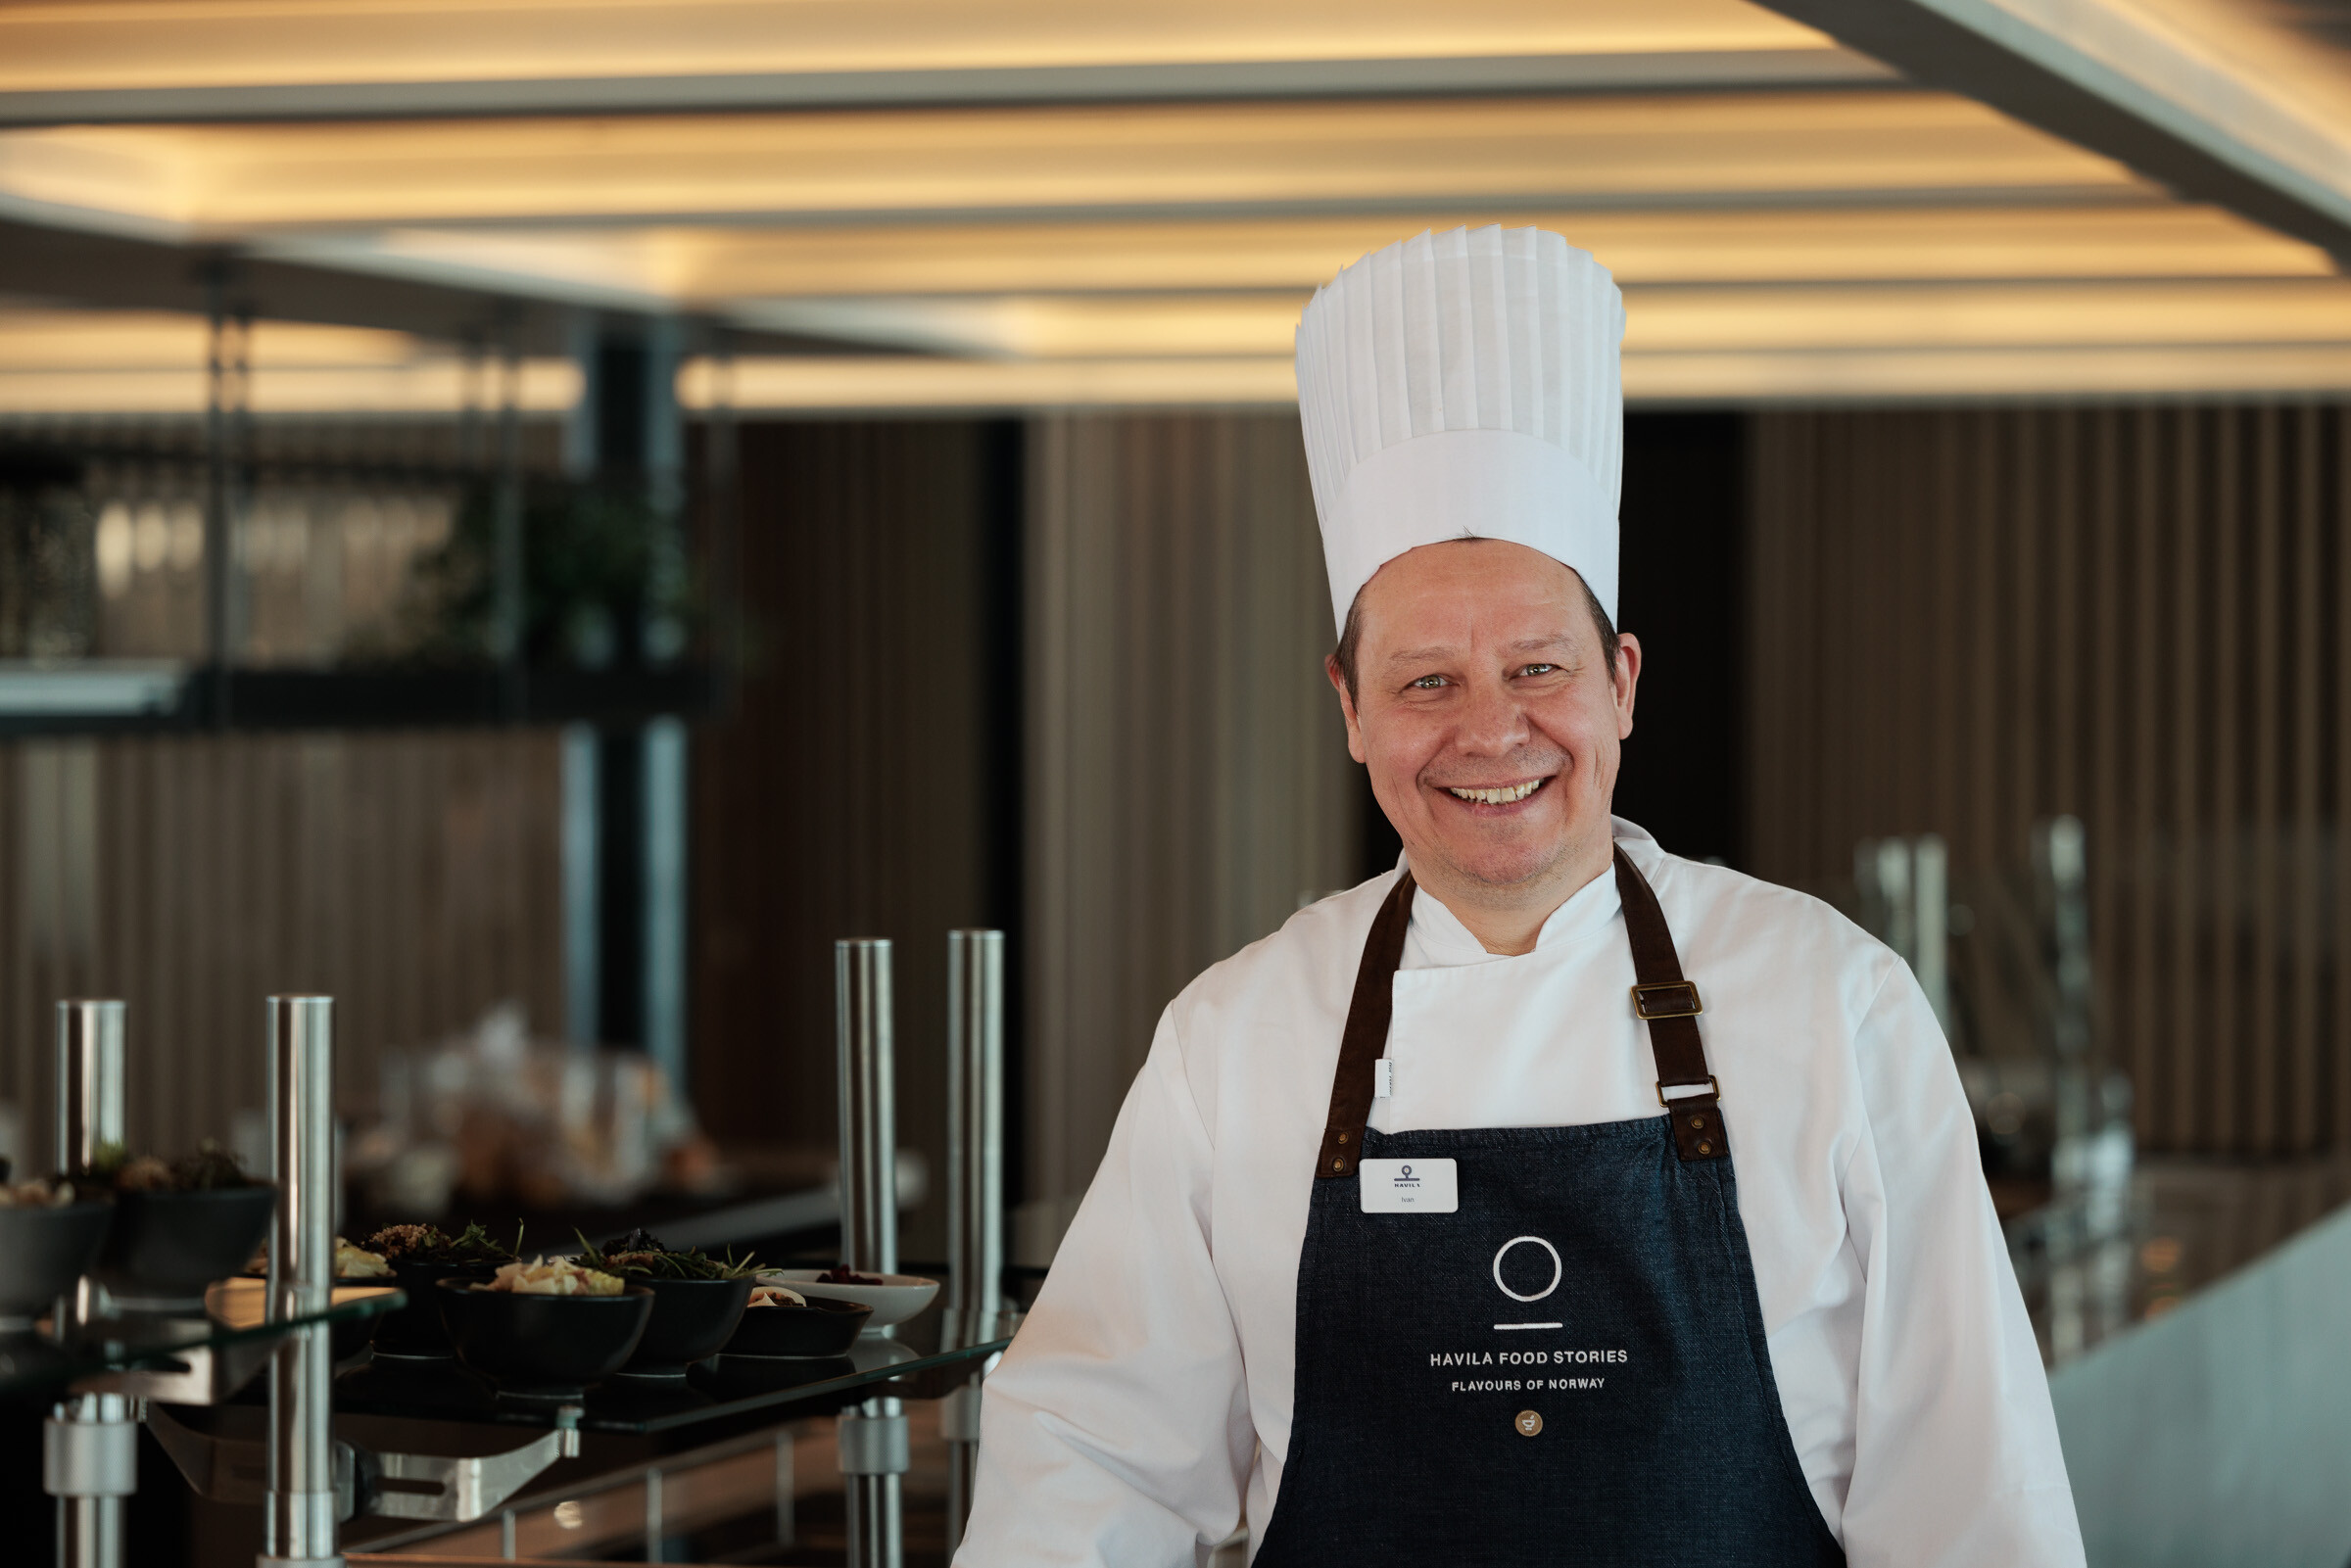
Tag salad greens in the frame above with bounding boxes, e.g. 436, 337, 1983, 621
572, 1228, 760, 1281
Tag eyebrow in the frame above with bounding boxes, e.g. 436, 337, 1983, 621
1378, 634, 1576, 666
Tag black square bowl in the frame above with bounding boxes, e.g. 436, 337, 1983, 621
371, 1258, 499, 1357
95, 1185, 276, 1308
0, 1200, 114, 1326
616, 1275, 755, 1379
436, 1279, 653, 1400
724, 1294, 872, 1359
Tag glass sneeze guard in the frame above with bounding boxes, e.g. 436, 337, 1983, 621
0, 1282, 405, 1400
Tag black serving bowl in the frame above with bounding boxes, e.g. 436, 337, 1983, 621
617, 1276, 754, 1379
436, 1279, 652, 1400
724, 1293, 872, 1359
95, 1185, 275, 1307
372, 1258, 499, 1357
0, 1199, 113, 1326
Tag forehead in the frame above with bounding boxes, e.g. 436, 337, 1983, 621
1357, 540, 1585, 654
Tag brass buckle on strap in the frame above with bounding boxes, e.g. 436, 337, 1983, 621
1657, 1075, 1721, 1108
1631, 980, 1703, 1020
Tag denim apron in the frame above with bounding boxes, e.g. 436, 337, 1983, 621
1249, 850, 1845, 1567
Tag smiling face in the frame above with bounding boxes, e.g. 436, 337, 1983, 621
1329, 539, 1640, 951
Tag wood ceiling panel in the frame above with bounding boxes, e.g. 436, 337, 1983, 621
621, 205, 2327, 300
0, 92, 2142, 230
0, 0, 1830, 91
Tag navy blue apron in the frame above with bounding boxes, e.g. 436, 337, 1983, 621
1250, 850, 1844, 1567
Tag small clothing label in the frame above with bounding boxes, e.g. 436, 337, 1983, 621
1360, 1158, 1458, 1213
1375, 1058, 1396, 1099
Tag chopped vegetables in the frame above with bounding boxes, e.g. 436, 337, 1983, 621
363, 1221, 520, 1267
572, 1228, 760, 1281
746, 1284, 807, 1308
78, 1139, 254, 1193
815, 1266, 887, 1285
0, 1178, 72, 1208
481, 1257, 626, 1297
334, 1238, 393, 1278
249, 1235, 397, 1278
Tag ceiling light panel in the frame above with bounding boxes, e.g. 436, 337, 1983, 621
0, 0, 1830, 91
734, 277, 2351, 361
0, 91, 2145, 230
678, 341, 2351, 411
635, 204, 2326, 301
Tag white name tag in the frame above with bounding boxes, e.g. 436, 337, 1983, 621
1359, 1158, 1458, 1213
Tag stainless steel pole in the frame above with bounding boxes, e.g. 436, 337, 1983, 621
55, 1000, 125, 1174
943, 930, 1005, 1548
834, 939, 904, 1568
48, 1000, 133, 1568
262, 996, 341, 1568
836, 940, 898, 1278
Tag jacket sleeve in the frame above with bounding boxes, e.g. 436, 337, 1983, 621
955, 1009, 1252, 1567
1837, 961, 2087, 1566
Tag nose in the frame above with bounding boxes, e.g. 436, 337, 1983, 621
1455, 674, 1532, 756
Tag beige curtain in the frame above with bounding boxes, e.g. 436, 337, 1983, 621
1748, 404, 2351, 1159
0, 730, 562, 1166
1022, 411, 1362, 1248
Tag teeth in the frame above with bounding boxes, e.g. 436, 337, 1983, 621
1447, 779, 1543, 805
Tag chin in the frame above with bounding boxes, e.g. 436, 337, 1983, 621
1429, 840, 1564, 890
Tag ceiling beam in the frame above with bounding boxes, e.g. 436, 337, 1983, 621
0, 211, 860, 356
1752, 0, 2351, 264
0, 50, 1895, 128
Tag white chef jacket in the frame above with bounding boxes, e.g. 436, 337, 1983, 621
959, 820, 2083, 1567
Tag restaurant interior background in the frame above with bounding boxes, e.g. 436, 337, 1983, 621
1, 0, 2350, 1563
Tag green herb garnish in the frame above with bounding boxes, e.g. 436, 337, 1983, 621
572, 1229, 760, 1281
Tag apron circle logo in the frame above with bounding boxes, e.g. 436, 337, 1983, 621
1514, 1409, 1544, 1437
1492, 1235, 1563, 1303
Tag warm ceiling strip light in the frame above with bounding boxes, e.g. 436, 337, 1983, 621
0, 0, 1832, 92
0, 91, 2140, 229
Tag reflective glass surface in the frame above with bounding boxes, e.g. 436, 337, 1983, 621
0, 1282, 405, 1397
336, 1316, 1010, 1435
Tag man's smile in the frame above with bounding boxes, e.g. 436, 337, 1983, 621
1439, 777, 1552, 807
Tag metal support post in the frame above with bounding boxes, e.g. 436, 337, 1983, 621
943, 930, 1006, 1547
773, 1427, 795, 1548
47, 1393, 136, 1568
49, 1000, 132, 1568
55, 1000, 126, 1174
262, 996, 341, 1568
836, 939, 905, 1568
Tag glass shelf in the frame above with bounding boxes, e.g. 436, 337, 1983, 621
0, 1282, 406, 1399
335, 1317, 1011, 1436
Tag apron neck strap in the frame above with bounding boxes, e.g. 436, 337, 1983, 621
1316, 872, 1416, 1179
1614, 847, 1729, 1162
1315, 848, 1731, 1180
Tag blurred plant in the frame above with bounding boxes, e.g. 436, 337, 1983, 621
404, 477, 696, 668
0, 448, 97, 660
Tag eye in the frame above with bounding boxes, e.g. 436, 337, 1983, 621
1516, 663, 1559, 678
1409, 674, 1450, 689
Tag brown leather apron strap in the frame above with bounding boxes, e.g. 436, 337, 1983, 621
1614, 846, 1729, 1162
1316, 872, 1416, 1179
1314, 852, 1726, 1177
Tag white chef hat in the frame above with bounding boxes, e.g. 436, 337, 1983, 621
1295, 225, 1625, 638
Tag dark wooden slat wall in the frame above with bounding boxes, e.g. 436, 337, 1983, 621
0, 730, 562, 1166
1748, 404, 2351, 1157
1023, 412, 1360, 1229
689, 420, 999, 1261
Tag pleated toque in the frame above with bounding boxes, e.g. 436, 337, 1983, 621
1295, 225, 1625, 637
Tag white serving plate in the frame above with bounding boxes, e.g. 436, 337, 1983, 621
757, 1269, 938, 1330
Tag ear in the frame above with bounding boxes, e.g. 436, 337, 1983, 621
1326, 654, 1368, 764
1610, 633, 1643, 740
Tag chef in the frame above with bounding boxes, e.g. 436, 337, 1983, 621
957, 226, 2083, 1566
